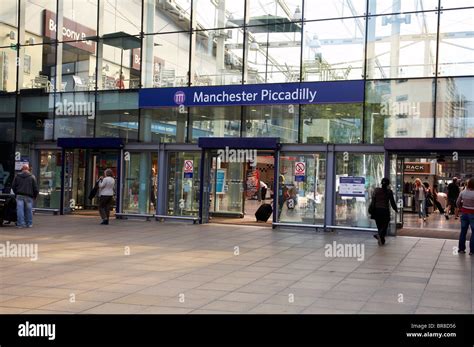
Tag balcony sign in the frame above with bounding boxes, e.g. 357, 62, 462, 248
139, 81, 364, 108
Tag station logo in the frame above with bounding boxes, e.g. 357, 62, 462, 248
174, 91, 186, 105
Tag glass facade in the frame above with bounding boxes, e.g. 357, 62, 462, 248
0, 1, 472, 227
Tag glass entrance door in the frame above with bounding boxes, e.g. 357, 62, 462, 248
63, 149, 86, 213
63, 149, 118, 213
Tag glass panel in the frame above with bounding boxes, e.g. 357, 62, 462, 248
0, 0, 19, 38
100, 36, 141, 90
102, 0, 141, 36
140, 108, 187, 143
142, 33, 189, 88
193, 28, 243, 86
301, 103, 363, 144
96, 91, 139, 141
194, 0, 245, 29
335, 152, 384, 228
243, 105, 298, 143
245, 24, 301, 84
438, 9, 474, 76
367, 0, 438, 15
20, 43, 56, 92
305, 0, 367, 20
144, 0, 191, 34
0, 96, 15, 142
302, 18, 365, 81
62, 0, 98, 42
441, 0, 474, 9
191, 106, 241, 140
436, 77, 474, 138
25, 0, 56, 40
37, 150, 62, 209
167, 152, 201, 216
56, 40, 97, 92
366, 12, 437, 79
278, 153, 326, 225
247, 0, 302, 20
122, 152, 158, 214
210, 158, 244, 216
365, 79, 435, 142
18, 95, 54, 143
54, 92, 95, 139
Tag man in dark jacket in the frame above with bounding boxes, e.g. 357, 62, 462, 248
12, 164, 39, 228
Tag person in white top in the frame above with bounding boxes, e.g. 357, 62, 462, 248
98, 168, 115, 225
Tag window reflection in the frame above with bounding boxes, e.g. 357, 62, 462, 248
436, 77, 474, 138
366, 12, 437, 79
302, 104, 363, 143
365, 79, 435, 142
303, 18, 365, 81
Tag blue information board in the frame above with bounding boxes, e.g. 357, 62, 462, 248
216, 170, 226, 194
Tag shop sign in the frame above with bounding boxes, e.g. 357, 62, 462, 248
139, 80, 364, 108
339, 176, 365, 197
404, 162, 431, 174
183, 160, 193, 178
44, 10, 96, 54
294, 162, 305, 182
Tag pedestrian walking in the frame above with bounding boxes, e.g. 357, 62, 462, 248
98, 169, 115, 225
432, 184, 445, 215
369, 178, 398, 246
414, 178, 427, 222
12, 164, 38, 228
423, 182, 434, 217
456, 178, 474, 255
445, 177, 460, 220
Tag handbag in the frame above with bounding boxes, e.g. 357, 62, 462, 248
368, 195, 376, 219
88, 181, 99, 200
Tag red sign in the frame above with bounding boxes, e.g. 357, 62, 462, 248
184, 160, 194, 173
295, 162, 306, 176
44, 10, 96, 54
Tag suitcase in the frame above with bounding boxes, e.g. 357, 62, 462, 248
0, 194, 17, 226
255, 203, 272, 222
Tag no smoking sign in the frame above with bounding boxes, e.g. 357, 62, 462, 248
294, 162, 305, 182
184, 160, 194, 178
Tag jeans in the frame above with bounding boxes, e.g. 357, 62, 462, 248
16, 195, 33, 227
417, 199, 426, 218
459, 213, 474, 253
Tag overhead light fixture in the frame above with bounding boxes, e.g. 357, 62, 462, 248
250, 42, 260, 50
293, 6, 301, 21
7, 31, 15, 40
309, 35, 321, 49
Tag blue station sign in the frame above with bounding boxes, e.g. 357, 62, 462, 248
139, 80, 364, 108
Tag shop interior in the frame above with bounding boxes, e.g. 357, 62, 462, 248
397, 155, 474, 238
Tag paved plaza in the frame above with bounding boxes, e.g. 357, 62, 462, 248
0, 215, 472, 314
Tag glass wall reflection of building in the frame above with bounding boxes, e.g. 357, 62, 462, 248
0, 0, 473, 231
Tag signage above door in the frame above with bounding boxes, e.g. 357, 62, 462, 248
139, 80, 364, 108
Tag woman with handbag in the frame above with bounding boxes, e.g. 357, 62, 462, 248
369, 178, 398, 246
98, 168, 115, 225
414, 178, 427, 222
